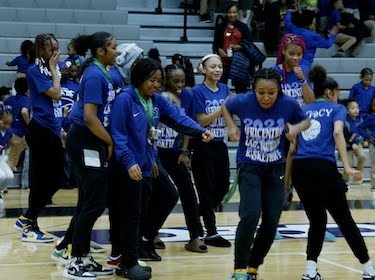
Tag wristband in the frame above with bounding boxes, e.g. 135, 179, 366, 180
299, 78, 306, 85
181, 149, 190, 156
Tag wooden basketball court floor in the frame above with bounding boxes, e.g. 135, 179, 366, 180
1, 183, 375, 280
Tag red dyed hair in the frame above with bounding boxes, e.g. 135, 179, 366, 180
276, 33, 306, 65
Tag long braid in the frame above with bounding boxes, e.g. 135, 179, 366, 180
34, 33, 58, 66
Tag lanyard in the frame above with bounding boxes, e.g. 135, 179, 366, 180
92, 58, 115, 87
135, 88, 154, 128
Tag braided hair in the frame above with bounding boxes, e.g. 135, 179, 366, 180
164, 64, 185, 91
33, 33, 58, 66
276, 33, 306, 65
253, 68, 283, 96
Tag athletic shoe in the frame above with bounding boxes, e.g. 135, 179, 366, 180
51, 247, 71, 266
82, 255, 113, 276
14, 215, 29, 232
204, 234, 231, 247
153, 235, 166, 249
89, 240, 106, 253
139, 240, 162, 261
63, 257, 96, 280
302, 272, 324, 280
115, 264, 151, 280
230, 269, 249, 280
324, 231, 336, 242
107, 254, 147, 268
363, 272, 375, 279
249, 272, 258, 280
107, 254, 122, 269
22, 224, 54, 243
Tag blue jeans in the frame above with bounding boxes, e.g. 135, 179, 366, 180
234, 163, 285, 269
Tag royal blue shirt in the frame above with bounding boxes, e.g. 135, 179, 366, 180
284, 11, 335, 68
156, 89, 194, 151
26, 64, 62, 137
71, 63, 116, 129
225, 92, 305, 165
61, 79, 78, 131
3, 93, 31, 137
344, 115, 363, 148
273, 64, 311, 107
110, 86, 205, 176
295, 100, 347, 162
192, 83, 229, 142
327, 9, 341, 31
349, 82, 375, 118
358, 113, 375, 141
8, 55, 32, 74
65, 55, 84, 67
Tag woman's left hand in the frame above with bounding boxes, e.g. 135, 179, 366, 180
201, 131, 214, 142
178, 154, 191, 171
346, 167, 362, 182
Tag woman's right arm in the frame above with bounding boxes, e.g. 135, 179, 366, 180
221, 100, 239, 142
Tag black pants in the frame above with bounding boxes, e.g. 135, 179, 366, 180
66, 124, 109, 257
108, 160, 178, 262
190, 140, 230, 236
159, 148, 203, 239
25, 119, 64, 221
292, 158, 370, 263
141, 161, 178, 241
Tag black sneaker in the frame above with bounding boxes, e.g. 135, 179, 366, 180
82, 255, 113, 276
200, 13, 211, 23
204, 234, 231, 247
363, 272, 375, 280
331, 50, 345, 57
115, 263, 152, 275
249, 272, 258, 280
116, 264, 152, 280
302, 272, 324, 280
63, 257, 96, 280
139, 240, 162, 261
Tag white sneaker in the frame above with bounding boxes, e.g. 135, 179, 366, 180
63, 257, 96, 280
51, 247, 71, 266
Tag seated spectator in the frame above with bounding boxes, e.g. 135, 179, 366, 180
3, 77, 31, 172
328, 0, 361, 57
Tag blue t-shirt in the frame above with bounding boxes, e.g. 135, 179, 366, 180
0, 128, 13, 155
327, 9, 341, 31
273, 64, 311, 107
295, 100, 347, 162
8, 55, 32, 74
109, 67, 125, 90
3, 93, 31, 137
192, 83, 229, 141
71, 63, 116, 128
61, 79, 78, 131
349, 82, 375, 118
157, 89, 194, 150
26, 64, 63, 137
225, 92, 305, 165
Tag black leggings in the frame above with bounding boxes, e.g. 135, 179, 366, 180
292, 158, 369, 263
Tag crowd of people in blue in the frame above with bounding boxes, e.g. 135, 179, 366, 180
1, 0, 375, 280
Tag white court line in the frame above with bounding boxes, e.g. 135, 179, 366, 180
318, 256, 363, 274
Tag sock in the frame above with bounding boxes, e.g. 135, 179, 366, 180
248, 267, 258, 274
363, 260, 375, 275
234, 269, 247, 274
305, 260, 317, 277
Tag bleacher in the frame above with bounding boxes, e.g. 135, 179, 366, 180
0, 0, 373, 186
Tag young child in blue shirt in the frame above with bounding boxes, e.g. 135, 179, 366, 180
341, 98, 366, 184
5, 39, 34, 78
0, 105, 15, 206
349, 68, 375, 120
358, 95, 375, 192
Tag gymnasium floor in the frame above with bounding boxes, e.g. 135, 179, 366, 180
0, 183, 375, 280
